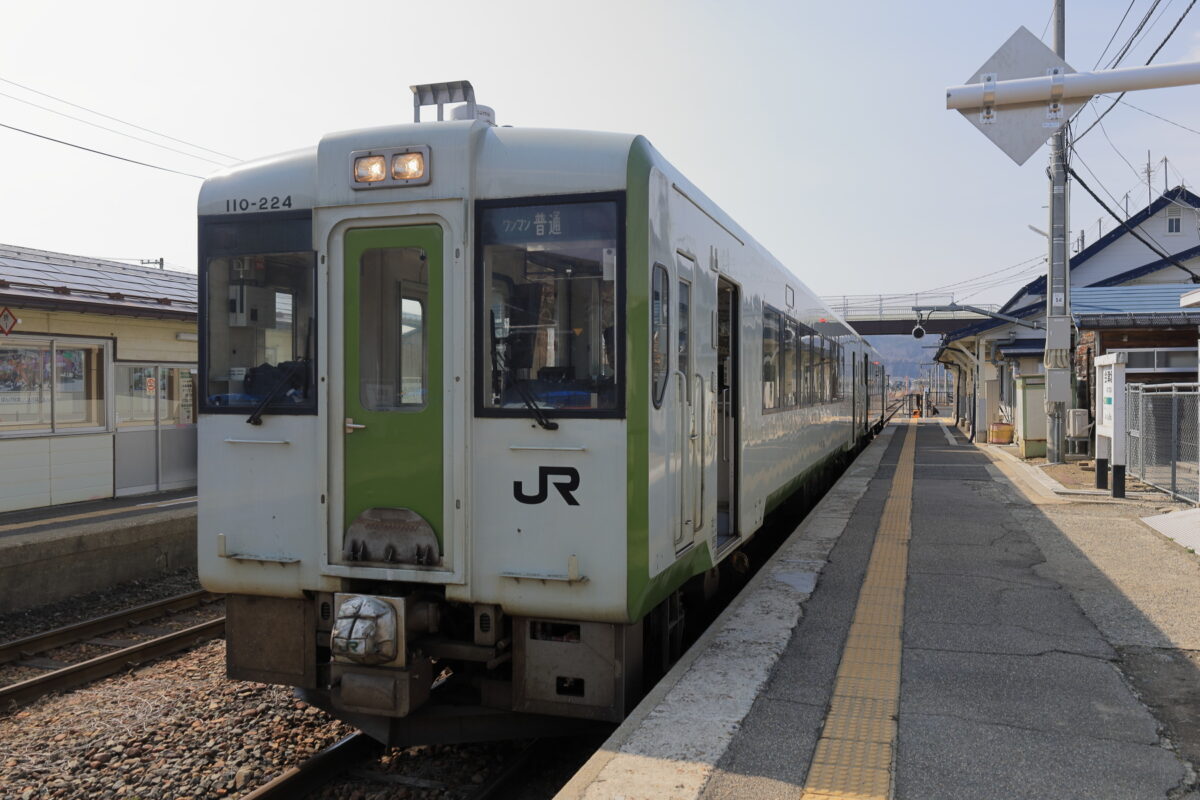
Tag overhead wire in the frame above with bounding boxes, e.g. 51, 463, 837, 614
1075, 0, 1197, 142
916, 254, 1046, 295
0, 88, 232, 167
0, 75, 240, 162
1106, 0, 1164, 68
1067, 151, 1200, 281
0, 120, 204, 179
1093, 0, 1140, 68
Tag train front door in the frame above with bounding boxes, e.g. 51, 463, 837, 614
342, 225, 445, 552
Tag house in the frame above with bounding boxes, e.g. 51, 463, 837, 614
0, 244, 197, 511
936, 187, 1200, 455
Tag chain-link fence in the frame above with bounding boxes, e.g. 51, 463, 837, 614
1126, 383, 1199, 504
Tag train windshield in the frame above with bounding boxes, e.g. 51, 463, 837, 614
478, 197, 622, 417
201, 248, 317, 414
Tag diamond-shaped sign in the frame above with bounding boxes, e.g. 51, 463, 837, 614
958, 26, 1087, 166
0, 307, 17, 336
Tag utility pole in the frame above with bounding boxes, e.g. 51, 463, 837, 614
1043, 0, 1070, 463
1145, 151, 1153, 209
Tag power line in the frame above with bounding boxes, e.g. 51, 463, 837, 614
0, 75, 240, 161
0, 88, 231, 167
1093, 0, 1139, 69
917, 254, 1045, 294
1067, 157, 1200, 282
0, 120, 204, 179
1076, 0, 1197, 142
1115, 97, 1200, 137
1107, 0, 1163, 68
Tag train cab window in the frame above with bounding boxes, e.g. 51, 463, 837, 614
478, 196, 623, 417
201, 249, 316, 414
359, 247, 428, 410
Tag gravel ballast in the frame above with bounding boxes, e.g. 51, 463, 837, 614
0, 641, 353, 799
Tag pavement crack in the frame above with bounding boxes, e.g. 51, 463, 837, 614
903, 644, 1115, 661
906, 569, 1057, 589
902, 710, 1161, 748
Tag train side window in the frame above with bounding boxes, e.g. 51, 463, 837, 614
781, 320, 797, 408
815, 336, 827, 403
801, 330, 814, 406
652, 265, 670, 408
762, 307, 779, 411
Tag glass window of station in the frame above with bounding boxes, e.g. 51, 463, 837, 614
0, 339, 107, 433
477, 195, 623, 418
200, 214, 317, 414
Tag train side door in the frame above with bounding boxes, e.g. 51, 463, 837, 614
716, 278, 739, 547
341, 225, 445, 556
852, 352, 859, 435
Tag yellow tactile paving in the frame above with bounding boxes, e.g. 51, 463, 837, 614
799, 421, 917, 800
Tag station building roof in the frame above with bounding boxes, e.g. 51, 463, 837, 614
1072, 284, 1200, 328
0, 245, 196, 320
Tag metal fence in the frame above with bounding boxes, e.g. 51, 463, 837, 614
1126, 383, 1199, 504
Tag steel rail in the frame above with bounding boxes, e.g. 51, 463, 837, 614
0, 590, 220, 666
238, 732, 382, 800
0, 617, 224, 710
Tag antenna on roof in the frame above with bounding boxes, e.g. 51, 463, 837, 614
140, 258, 164, 270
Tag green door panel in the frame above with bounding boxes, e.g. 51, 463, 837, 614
343, 225, 444, 545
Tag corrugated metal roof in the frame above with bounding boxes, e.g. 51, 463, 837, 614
0, 244, 196, 318
1071, 284, 1200, 315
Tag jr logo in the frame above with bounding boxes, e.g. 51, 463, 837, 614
514, 466, 580, 506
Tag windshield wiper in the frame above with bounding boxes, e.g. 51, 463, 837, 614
514, 379, 558, 431
246, 361, 305, 426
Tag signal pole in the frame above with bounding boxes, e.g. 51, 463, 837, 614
1045, 0, 1069, 463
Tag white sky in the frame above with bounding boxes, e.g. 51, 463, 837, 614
2, 0, 1199, 307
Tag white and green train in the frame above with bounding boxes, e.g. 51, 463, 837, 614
197, 81, 886, 745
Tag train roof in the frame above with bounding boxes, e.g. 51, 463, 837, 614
199, 122, 638, 216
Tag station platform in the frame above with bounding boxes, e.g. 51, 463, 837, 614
0, 490, 196, 613
559, 420, 1200, 800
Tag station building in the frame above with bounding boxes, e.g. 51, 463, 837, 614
0, 245, 197, 512
937, 187, 1200, 455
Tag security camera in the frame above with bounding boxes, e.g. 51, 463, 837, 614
912, 324, 925, 340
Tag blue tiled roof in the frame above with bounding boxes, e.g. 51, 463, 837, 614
1071, 284, 1200, 315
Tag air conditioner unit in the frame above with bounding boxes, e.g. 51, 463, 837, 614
1066, 408, 1090, 438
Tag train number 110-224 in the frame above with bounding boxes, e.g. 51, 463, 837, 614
225, 195, 293, 212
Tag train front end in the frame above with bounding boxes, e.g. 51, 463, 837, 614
196, 91, 647, 743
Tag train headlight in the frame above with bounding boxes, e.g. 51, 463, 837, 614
353, 155, 387, 183
392, 152, 425, 181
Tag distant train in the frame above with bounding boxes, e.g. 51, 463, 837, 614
197, 81, 886, 744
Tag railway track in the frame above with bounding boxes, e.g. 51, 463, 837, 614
241, 733, 542, 800
0, 590, 224, 710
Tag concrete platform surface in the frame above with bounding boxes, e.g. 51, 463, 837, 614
557, 420, 1198, 800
